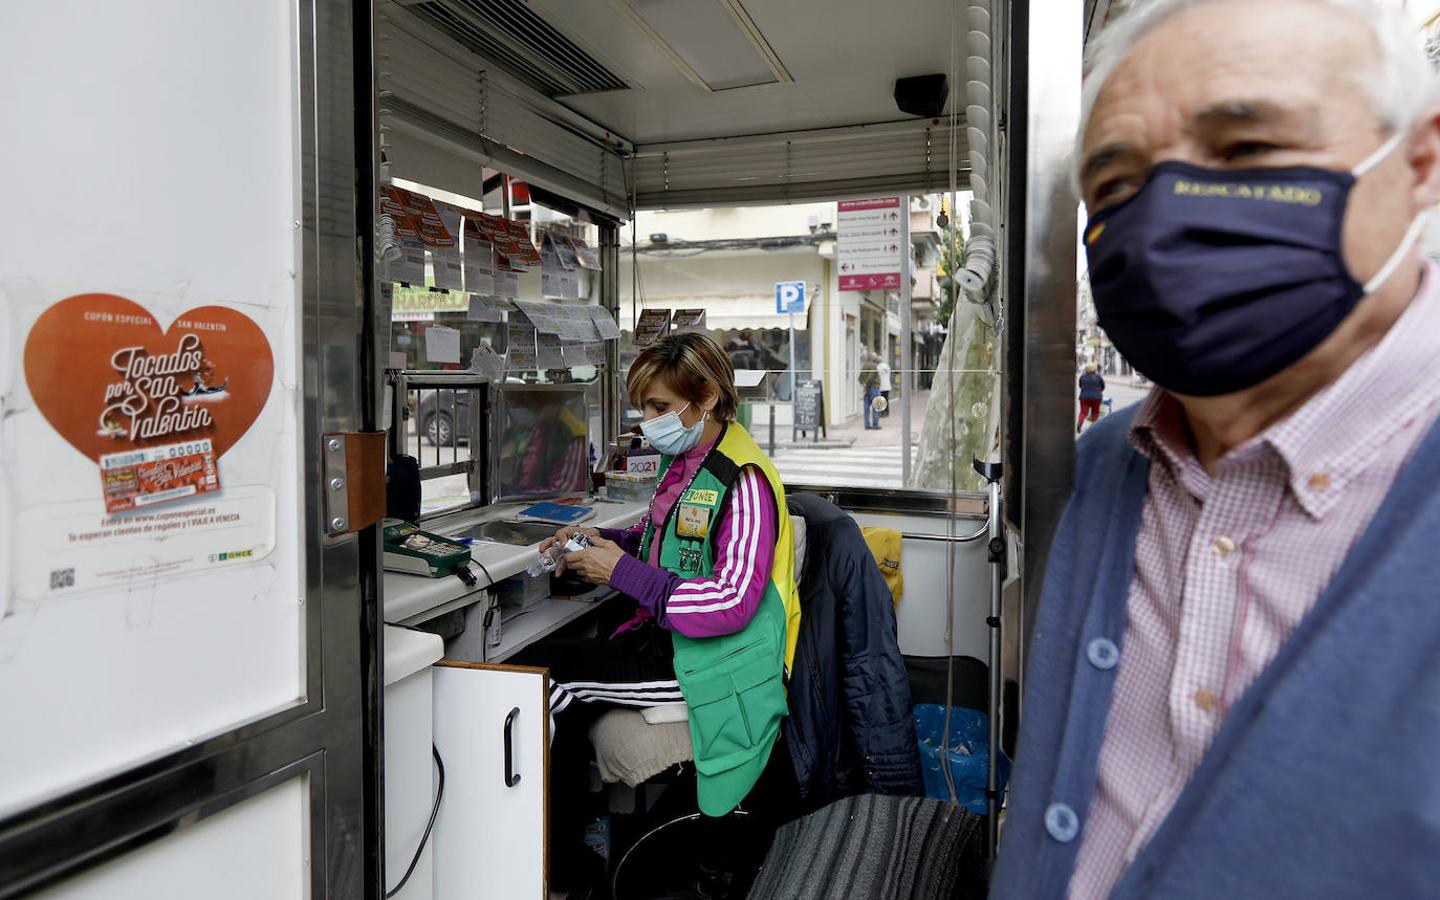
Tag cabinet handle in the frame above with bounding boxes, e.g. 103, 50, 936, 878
503, 706, 522, 788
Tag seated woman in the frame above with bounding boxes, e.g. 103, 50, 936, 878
515, 332, 801, 894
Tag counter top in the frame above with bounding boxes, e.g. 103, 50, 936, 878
383, 498, 647, 626
382, 625, 445, 686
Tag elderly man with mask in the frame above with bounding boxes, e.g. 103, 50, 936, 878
993, 1, 1440, 898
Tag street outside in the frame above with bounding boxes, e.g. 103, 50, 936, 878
413, 373, 1154, 508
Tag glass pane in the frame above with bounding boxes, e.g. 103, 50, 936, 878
381, 175, 609, 516
616, 197, 1004, 493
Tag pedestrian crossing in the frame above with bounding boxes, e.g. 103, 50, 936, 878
773, 445, 918, 490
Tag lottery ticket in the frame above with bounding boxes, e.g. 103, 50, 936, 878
100, 438, 221, 513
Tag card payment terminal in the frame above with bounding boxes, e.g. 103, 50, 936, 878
382, 518, 473, 580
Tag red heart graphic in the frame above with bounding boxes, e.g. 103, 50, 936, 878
23, 294, 274, 463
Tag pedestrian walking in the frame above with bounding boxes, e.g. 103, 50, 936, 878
859, 353, 882, 430
877, 355, 893, 417
1077, 363, 1105, 433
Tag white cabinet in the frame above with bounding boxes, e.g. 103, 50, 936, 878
384, 627, 445, 900
432, 662, 550, 899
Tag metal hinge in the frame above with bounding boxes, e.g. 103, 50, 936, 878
322, 432, 388, 536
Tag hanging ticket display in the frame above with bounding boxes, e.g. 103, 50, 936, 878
495, 270, 519, 299
540, 237, 580, 300
634, 309, 672, 347
429, 201, 465, 291
541, 242, 565, 300
551, 234, 579, 270
462, 219, 495, 295
380, 186, 426, 285
672, 309, 708, 334
572, 238, 602, 271
506, 320, 538, 371
503, 218, 543, 267
466, 295, 505, 323
536, 333, 566, 370
469, 343, 505, 380
589, 307, 622, 341
562, 341, 604, 367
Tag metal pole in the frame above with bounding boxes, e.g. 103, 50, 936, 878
600, 224, 621, 451
789, 311, 798, 444
768, 394, 777, 457
900, 194, 913, 487
986, 476, 1004, 859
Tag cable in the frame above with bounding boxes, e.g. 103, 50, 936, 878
940, 0, 962, 813
385, 745, 445, 899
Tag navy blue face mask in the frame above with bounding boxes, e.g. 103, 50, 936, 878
1085, 131, 1424, 397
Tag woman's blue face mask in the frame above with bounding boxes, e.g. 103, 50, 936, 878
1085, 130, 1425, 397
641, 402, 706, 456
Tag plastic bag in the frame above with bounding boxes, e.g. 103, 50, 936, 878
913, 704, 1011, 816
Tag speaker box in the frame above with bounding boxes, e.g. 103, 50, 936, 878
894, 74, 949, 119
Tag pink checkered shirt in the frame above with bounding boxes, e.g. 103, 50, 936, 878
1068, 263, 1440, 899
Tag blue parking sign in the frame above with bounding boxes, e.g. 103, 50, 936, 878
776, 281, 806, 314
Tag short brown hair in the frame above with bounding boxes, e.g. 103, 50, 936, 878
627, 332, 739, 421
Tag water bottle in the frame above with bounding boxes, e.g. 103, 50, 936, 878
526, 533, 591, 577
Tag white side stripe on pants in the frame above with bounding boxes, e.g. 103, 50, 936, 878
548, 678, 684, 737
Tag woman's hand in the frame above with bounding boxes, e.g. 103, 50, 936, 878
539, 526, 599, 554
557, 535, 625, 585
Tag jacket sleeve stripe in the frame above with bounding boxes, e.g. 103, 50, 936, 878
668, 469, 766, 613
667, 469, 757, 608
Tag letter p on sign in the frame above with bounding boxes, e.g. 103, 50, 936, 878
776, 281, 806, 315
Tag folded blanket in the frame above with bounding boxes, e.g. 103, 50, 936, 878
589, 708, 693, 788
747, 793, 986, 900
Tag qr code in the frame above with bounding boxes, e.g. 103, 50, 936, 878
50, 568, 75, 590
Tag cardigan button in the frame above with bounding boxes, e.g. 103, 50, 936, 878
1044, 803, 1080, 843
1086, 638, 1120, 671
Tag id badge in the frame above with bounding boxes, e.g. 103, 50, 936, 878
676, 501, 712, 540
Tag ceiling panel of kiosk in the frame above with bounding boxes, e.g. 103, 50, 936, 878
382, 0, 981, 208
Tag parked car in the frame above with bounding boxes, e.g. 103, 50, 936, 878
417, 389, 473, 447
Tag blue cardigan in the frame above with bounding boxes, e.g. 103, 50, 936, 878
991, 405, 1440, 899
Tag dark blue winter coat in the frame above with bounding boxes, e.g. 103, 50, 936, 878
1078, 371, 1106, 401
781, 492, 922, 810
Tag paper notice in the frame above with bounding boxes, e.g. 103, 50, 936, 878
506, 321, 538, 371
425, 325, 462, 364
467, 295, 505, 323
589, 307, 622, 341
536, 333, 566, 369
495, 270, 519, 299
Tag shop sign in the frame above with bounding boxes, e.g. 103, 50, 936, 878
837, 197, 903, 292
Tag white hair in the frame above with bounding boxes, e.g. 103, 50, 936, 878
1078, 0, 1440, 179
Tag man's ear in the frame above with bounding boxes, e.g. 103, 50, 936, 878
1407, 106, 1440, 212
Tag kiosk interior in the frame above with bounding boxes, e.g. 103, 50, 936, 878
0, 0, 1082, 897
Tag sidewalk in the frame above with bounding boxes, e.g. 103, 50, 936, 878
827, 389, 927, 449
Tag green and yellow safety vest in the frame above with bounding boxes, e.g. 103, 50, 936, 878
639, 421, 801, 816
